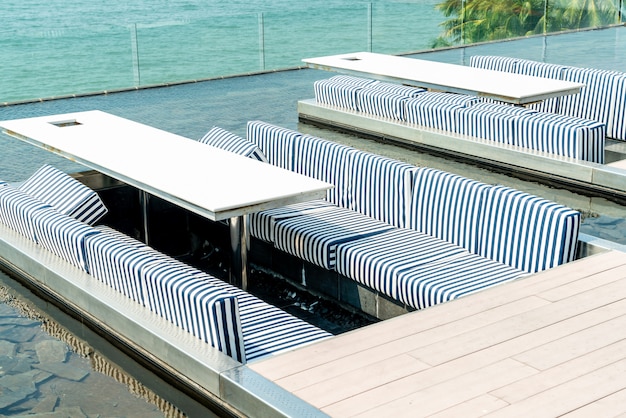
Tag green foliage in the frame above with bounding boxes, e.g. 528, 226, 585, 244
431, 0, 620, 47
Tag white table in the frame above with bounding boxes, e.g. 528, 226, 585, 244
0, 110, 331, 289
303, 52, 584, 105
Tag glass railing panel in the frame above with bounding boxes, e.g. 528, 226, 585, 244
134, 14, 260, 86
0, 26, 133, 103
261, 6, 370, 70
371, 1, 442, 54
545, 0, 620, 32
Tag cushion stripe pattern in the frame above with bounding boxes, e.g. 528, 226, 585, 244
314, 79, 363, 111
0, 185, 49, 241
396, 253, 525, 310
335, 228, 468, 299
141, 262, 246, 363
478, 186, 580, 273
409, 168, 491, 253
199, 126, 268, 163
30, 207, 99, 272
293, 135, 353, 207
18, 164, 108, 225
405, 98, 464, 132
249, 199, 336, 243
246, 121, 299, 170
274, 206, 394, 270
469, 55, 518, 73
346, 151, 417, 229
356, 90, 408, 121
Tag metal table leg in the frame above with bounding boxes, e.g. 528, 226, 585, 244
140, 190, 151, 245
229, 214, 249, 291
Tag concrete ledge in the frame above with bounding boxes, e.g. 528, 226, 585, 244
0, 223, 327, 418
298, 99, 626, 201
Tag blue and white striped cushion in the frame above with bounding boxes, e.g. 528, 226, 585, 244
230, 288, 332, 362
327, 75, 378, 87
418, 91, 480, 106
516, 112, 605, 163
293, 135, 353, 207
458, 106, 523, 145
141, 262, 246, 363
274, 206, 394, 270
18, 165, 108, 225
560, 67, 620, 130
314, 79, 362, 111
84, 227, 162, 305
249, 199, 337, 243
356, 90, 409, 121
396, 252, 525, 310
469, 55, 518, 73
404, 98, 464, 133
477, 186, 580, 273
346, 152, 417, 228
30, 207, 99, 272
607, 75, 626, 141
335, 228, 468, 299
0, 185, 49, 241
366, 81, 425, 98
246, 121, 299, 170
409, 168, 491, 253
199, 126, 268, 163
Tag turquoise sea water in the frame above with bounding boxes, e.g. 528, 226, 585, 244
1, 0, 442, 103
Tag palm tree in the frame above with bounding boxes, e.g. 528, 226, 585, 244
431, 0, 620, 47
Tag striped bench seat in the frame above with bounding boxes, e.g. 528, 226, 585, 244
18, 164, 108, 225
396, 252, 525, 310
458, 102, 536, 145
335, 228, 469, 300
0, 185, 50, 242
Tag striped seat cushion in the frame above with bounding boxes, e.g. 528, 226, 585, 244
199, 126, 268, 163
84, 226, 164, 305
30, 207, 100, 272
458, 104, 532, 145
396, 252, 525, 310
18, 165, 108, 225
356, 90, 409, 121
477, 186, 580, 273
228, 287, 332, 362
293, 134, 354, 207
246, 121, 299, 170
0, 185, 49, 241
408, 168, 491, 253
346, 151, 417, 228
274, 206, 394, 270
469, 55, 518, 73
335, 228, 468, 299
515, 112, 606, 163
404, 98, 465, 133
314, 79, 363, 111
366, 81, 425, 98
250, 199, 336, 243
141, 262, 246, 363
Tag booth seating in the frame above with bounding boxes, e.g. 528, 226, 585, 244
245, 121, 581, 312
0, 166, 331, 364
313, 75, 606, 163
470, 55, 626, 141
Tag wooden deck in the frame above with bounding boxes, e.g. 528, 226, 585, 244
249, 250, 626, 417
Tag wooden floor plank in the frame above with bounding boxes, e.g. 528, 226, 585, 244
561, 388, 626, 417
537, 264, 626, 302
428, 395, 509, 418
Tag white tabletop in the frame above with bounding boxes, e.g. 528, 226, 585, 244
0, 110, 331, 221
303, 52, 584, 105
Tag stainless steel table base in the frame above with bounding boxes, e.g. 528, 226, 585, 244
229, 215, 249, 290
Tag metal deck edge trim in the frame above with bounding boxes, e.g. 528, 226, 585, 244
0, 222, 325, 417
297, 99, 626, 200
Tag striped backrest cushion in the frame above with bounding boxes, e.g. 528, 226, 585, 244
0, 185, 50, 241
141, 262, 246, 363
356, 90, 409, 121
30, 207, 100, 272
418, 91, 479, 106
477, 186, 580, 273
327, 75, 378, 87
314, 78, 363, 111
405, 98, 465, 133
469, 55, 518, 73
18, 165, 108, 225
199, 126, 268, 163
293, 135, 352, 207
246, 121, 298, 170
409, 168, 490, 253
516, 113, 606, 163
346, 151, 417, 228
366, 81, 425, 98
607, 75, 626, 141
516, 59, 567, 113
